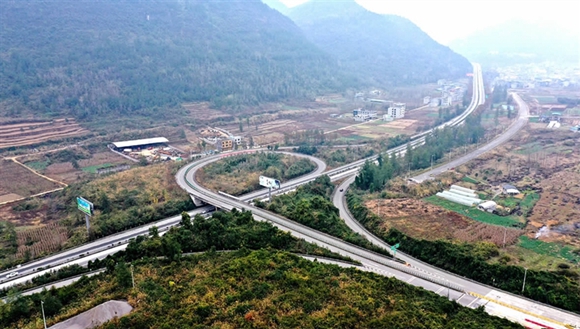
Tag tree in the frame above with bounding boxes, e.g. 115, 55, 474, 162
249, 135, 254, 148
139, 156, 148, 166
162, 236, 182, 262
115, 261, 133, 289
149, 226, 159, 238
99, 192, 112, 213
239, 121, 243, 132
180, 212, 192, 231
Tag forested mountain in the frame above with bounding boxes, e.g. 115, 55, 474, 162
287, 0, 472, 85
0, 0, 353, 120
449, 20, 580, 67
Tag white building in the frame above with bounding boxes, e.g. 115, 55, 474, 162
353, 108, 378, 121
423, 96, 431, 105
441, 96, 452, 107
430, 98, 441, 107
501, 184, 520, 195
478, 201, 497, 213
231, 136, 242, 145
385, 102, 406, 120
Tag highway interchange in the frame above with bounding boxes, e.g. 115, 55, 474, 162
2, 63, 580, 328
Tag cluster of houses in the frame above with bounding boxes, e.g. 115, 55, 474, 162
217, 136, 242, 151
424, 80, 465, 108
351, 102, 406, 122
504, 78, 576, 89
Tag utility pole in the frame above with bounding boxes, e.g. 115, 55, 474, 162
41, 301, 47, 329
522, 268, 528, 293
131, 264, 135, 289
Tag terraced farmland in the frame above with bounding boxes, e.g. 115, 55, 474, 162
0, 119, 88, 149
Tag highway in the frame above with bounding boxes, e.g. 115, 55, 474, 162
5, 63, 579, 327
0, 63, 483, 287
0, 150, 329, 289
174, 63, 580, 328
178, 145, 580, 328
411, 92, 530, 183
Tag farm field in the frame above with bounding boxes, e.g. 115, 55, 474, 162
423, 195, 523, 227
0, 119, 88, 149
457, 122, 580, 240
0, 160, 62, 202
14, 222, 68, 260
194, 87, 456, 148
365, 198, 522, 246
20, 148, 134, 184
0, 162, 193, 268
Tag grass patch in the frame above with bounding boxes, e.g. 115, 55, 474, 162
281, 105, 302, 111
81, 163, 114, 174
25, 160, 50, 171
533, 95, 557, 104
424, 195, 521, 227
462, 176, 479, 184
336, 135, 373, 142
520, 192, 540, 209
518, 236, 580, 263
528, 117, 540, 123
565, 107, 580, 116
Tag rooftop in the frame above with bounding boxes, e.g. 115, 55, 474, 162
501, 183, 518, 190
112, 137, 169, 149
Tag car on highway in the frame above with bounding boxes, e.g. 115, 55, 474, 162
339, 189, 344, 192
6, 271, 18, 279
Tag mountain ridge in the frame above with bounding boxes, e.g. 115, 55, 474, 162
287, 0, 472, 85
0, 0, 353, 120
449, 20, 580, 66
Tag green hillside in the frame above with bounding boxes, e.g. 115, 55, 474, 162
0, 0, 353, 120
288, 0, 472, 85
0, 210, 522, 328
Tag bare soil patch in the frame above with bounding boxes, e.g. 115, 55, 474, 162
0, 193, 22, 204
366, 198, 521, 246
183, 102, 232, 121
0, 160, 62, 197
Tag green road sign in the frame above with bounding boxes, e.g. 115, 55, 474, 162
390, 243, 400, 251
77, 197, 93, 216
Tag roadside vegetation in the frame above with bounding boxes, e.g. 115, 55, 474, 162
346, 191, 580, 313
197, 152, 316, 196
0, 162, 193, 270
0, 211, 520, 328
257, 176, 389, 256
354, 113, 485, 192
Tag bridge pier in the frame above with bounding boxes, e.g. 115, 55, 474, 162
189, 195, 206, 207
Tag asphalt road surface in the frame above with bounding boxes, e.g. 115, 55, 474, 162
412, 92, 530, 182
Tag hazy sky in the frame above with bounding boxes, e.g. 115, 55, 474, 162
280, 0, 580, 45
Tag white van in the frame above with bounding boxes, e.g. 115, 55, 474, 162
6, 271, 18, 279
